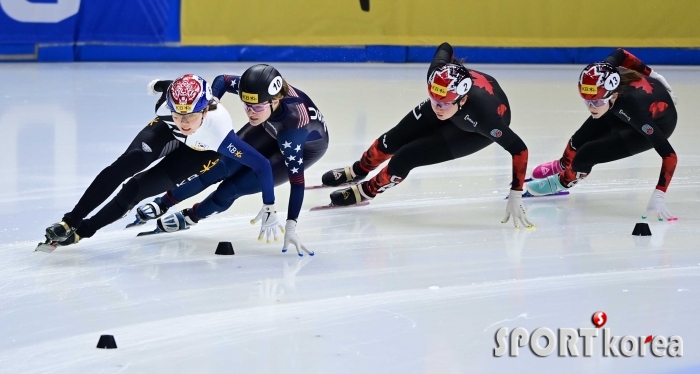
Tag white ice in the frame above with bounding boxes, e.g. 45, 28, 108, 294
0, 63, 699, 373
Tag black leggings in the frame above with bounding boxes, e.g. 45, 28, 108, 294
380, 103, 495, 178
570, 115, 676, 174
76, 146, 219, 238
63, 119, 178, 229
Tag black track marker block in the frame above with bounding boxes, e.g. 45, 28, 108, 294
360, 0, 370, 12
632, 223, 652, 236
96, 335, 117, 349
215, 241, 235, 255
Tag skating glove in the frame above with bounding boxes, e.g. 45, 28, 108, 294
642, 189, 677, 221
283, 220, 314, 257
649, 71, 677, 105
502, 190, 535, 229
251, 204, 284, 243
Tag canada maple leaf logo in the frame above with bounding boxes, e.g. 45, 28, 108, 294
470, 71, 494, 95
630, 77, 653, 94
497, 104, 507, 117
649, 101, 668, 118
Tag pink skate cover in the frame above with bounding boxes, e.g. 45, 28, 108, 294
532, 160, 563, 179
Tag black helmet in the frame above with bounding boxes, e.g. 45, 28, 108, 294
239, 64, 284, 104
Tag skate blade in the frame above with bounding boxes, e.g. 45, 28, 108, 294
310, 201, 370, 211
136, 227, 189, 237
34, 242, 57, 253
125, 220, 147, 229
506, 190, 570, 199
305, 182, 354, 190
508, 178, 533, 187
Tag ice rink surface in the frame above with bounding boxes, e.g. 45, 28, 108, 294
0, 62, 699, 373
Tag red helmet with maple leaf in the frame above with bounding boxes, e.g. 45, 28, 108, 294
427, 63, 472, 103
578, 62, 621, 100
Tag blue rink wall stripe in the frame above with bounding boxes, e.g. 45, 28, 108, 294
3, 44, 700, 64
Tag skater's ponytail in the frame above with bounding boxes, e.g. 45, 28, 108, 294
207, 97, 219, 111
615, 69, 645, 94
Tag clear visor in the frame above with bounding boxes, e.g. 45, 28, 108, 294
429, 97, 459, 109
584, 96, 613, 108
171, 111, 204, 122
242, 102, 271, 113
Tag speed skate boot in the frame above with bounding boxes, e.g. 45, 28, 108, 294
525, 175, 567, 197
322, 138, 394, 187
156, 209, 197, 233
531, 159, 564, 179
138, 197, 169, 222
55, 231, 81, 247
330, 184, 373, 206
321, 162, 366, 187
532, 141, 577, 179
45, 221, 75, 242
330, 167, 403, 206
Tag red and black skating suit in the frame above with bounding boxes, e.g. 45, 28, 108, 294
556, 49, 677, 191
344, 43, 529, 202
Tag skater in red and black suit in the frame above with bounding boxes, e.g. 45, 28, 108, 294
526, 49, 679, 221
323, 42, 535, 228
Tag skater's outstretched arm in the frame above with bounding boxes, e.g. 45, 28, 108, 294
604, 49, 652, 76
276, 128, 314, 256
277, 128, 310, 221
604, 49, 676, 104
428, 42, 459, 79
471, 111, 529, 191
621, 110, 677, 193
215, 130, 275, 205
466, 104, 533, 228
211, 75, 241, 99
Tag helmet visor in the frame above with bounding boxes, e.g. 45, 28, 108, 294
242, 102, 271, 113
584, 96, 612, 108
429, 97, 459, 109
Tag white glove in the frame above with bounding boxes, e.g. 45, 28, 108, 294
649, 70, 677, 105
250, 204, 284, 243
502, 190, 535, 229
147, 79, 161, 96
283, 220, 314, 257
642, 189, 677, 221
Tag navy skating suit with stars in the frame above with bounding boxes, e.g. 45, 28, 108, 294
161, 75, 329, 221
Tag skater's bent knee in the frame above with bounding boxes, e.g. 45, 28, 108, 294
110, 149, 150, 175
114, 179, 142, 211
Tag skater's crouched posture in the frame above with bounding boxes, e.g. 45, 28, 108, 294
323, 42, 534, 228
41, 74, 279, 250
134, 64, 329, 256
526, 49, 679, 221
